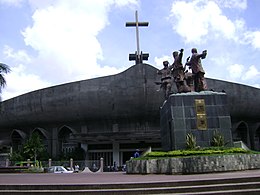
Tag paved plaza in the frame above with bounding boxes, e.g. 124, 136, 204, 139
0, 170, 260, 185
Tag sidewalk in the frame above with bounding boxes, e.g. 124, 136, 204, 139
0, 169, 260, 185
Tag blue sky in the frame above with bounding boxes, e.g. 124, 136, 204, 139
0, 0, 259, 100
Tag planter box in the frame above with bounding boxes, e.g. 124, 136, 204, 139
126, 154, 260, 174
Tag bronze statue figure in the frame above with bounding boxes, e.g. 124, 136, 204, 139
172, 49, 191, 93
185, 48, 207, 92
156, 48, 208, 98
157, 61, 173, 99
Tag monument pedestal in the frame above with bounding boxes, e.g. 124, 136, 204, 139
160, 91, 233, 151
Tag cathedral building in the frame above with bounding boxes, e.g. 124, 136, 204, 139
0, 63, 259, 167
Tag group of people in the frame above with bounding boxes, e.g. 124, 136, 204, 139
157, 48, 207, 99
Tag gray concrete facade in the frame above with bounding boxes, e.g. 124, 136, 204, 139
0, 63, 259, 166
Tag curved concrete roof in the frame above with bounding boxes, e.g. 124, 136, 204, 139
0, 64, 259, 128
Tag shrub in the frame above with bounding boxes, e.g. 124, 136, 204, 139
142, 147, 253, 159
26, 166, 44, 173
211, 130, 225, 147
186, 133, 197, 150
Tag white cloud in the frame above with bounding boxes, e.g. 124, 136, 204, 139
169, 1, 207, 44
169, 0, 237, 44
169, 0, 260, 51
227, 64, 244, 79
225, 64, 260, 86
214, 0, 247, 10
113, 0, 139, 7
243, 65, 260, 81
207, 3, 236, 40
27, 0, 138, 10
2, 64, 51, 100
21, 0, 138, 83
210, 55, 231, 68
1, 0, 138, 100
243, 31, 260, 49
1, 45, 51, 100
22, 4, 104, 81
3, 45, 32, 63
0, 0, 24, 7
154, 55, 172, 69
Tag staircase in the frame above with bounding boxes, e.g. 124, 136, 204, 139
0, 175, 260, 194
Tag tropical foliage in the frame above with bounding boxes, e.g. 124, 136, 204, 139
23, 132, 45, 162
186, 133, 197, 150
141, 147, 254, 159
9, 132, 49, 162
0, 63, 11, 92
211, 130, 225, 147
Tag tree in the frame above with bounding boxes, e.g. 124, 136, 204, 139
0, 63, 11, 93
9, 151, 23, 162
23, 132, 45, 162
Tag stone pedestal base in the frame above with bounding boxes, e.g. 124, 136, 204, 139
126, 154, 260, 174
160, 91, 233, 151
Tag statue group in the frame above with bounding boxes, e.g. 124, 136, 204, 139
157, 48, 207, 99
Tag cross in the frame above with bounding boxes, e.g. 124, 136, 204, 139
126, 10, 149, 64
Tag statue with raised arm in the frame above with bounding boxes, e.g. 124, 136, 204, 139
186, 48, 207, 92
157, 60, 173, 99
172, 49, 191, 93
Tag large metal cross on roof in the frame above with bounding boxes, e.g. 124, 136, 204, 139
126, 10, 149, 64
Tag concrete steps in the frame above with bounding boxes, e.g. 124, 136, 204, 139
0, 175, 260, 194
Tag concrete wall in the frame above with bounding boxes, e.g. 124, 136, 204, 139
126, 154, 260, 174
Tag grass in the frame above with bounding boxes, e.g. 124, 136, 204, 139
136, 147, 260, 160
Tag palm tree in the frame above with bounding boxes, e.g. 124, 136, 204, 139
0, 63, 11, 92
